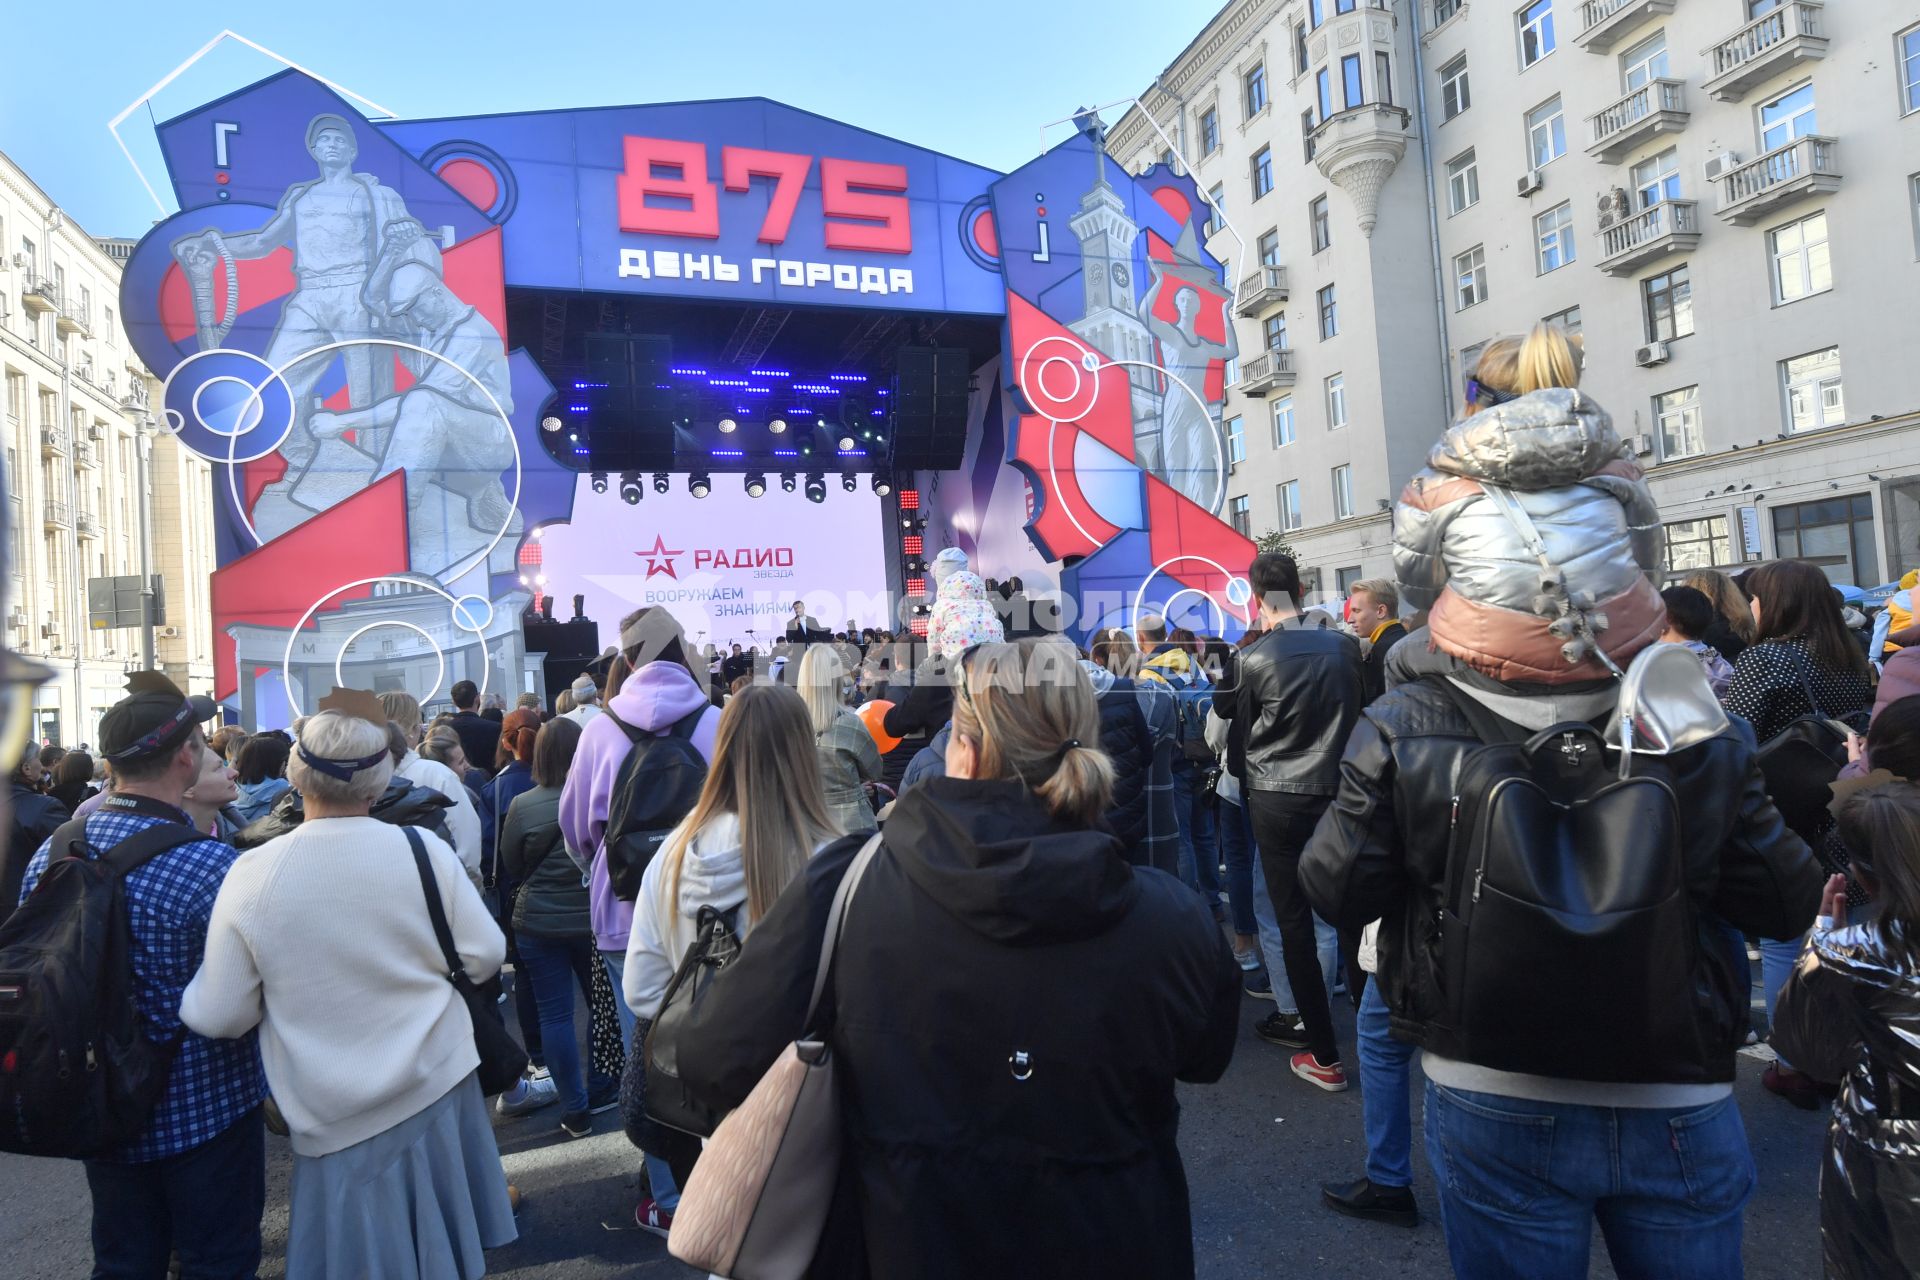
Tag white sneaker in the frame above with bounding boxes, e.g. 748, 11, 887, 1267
496, 1072, 559, 1117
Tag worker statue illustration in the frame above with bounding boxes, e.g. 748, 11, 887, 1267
1138, 235, 1235, 518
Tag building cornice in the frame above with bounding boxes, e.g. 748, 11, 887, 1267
1111, 0, 1290, 156
1643, 411, 1920, 487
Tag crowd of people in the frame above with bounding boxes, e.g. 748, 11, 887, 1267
1, 320, 1917, 1280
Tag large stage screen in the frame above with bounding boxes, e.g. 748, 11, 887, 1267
537, 480, 893, 652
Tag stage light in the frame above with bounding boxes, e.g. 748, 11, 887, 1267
619, 472, 643, 505
518, 574, 529, 586
780, 472, 797, 493
652, 472, 670, 494
590, 472, 608, 494
535, 574, 547, 586
871, 474, 893, 497
901, 515, 913, 529
718, 417, 738, 434
804, 472, 827, 503
837, 431, 857, 451
769, 418, 788, 434
745, 473, 767, 498
541, 415, 563, 433
690, 472, 712, 499
842, 471, 859, 492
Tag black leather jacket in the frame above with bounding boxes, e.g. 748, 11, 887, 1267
1214, 617, 1364, 796
1300, 676, 1820, 1083
232, 775, 455, 851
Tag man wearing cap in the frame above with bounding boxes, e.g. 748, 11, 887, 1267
559, 673, 603, 728
18, 673, 267, 1276
445, 679, 502, 779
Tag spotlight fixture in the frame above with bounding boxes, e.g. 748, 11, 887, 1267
718, 417, 738, 434
745, 472, 768, 498
842, 471, 859, 492
653, 471, 670, 494
780, 472, 797, 493
540, 415, 563, 433
871, 474, 893, 497
804, 471, 827, 504
590, 471, 608, 494
690, 472, 712, 499
769, 418, 788, 434
619, 471, 643, 505
837, 431, 857, 451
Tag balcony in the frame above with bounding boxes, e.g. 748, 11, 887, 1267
43, 501, 69, 531
73, 440, 98, 470
1238, 348, 1296, 397
1597, 200, 1702, 275
1575, 0, 1675, 53
1703, 2, 1827, 102
1234, 265, 1291, 318
1586, 80, 1689, 163
75, 511, 102, 541
39, 425, 68, 457
1309, 104, 1411, 238
1715, 136, 1840, 224
19, 274, 58, 316
54, 299, 89, 337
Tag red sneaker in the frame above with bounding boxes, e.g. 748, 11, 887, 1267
1291, 1051, 1349, 1092
635, 1197, 674, 1238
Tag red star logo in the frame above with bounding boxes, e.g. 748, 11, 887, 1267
637, 535, 684, 579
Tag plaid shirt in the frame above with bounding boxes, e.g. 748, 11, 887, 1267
20, 799, 265, 1163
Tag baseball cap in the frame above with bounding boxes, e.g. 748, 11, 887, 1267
99, 671, 218, 763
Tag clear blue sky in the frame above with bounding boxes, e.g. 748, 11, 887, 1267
3, 1, 1207, 240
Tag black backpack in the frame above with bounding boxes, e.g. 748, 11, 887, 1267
602, 707, 709, 901
0, 817, 200, 1157
642, 902, 743, 1138
1433, 682, 1709, 1083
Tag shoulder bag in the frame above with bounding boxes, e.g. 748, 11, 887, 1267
1755, 657, 1862, 846
668, 833, 883, 1280
406, 827, 530, 1096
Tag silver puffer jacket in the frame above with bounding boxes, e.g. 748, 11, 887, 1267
1393, 387, 1665, 685
1774, 919, 1920, 1280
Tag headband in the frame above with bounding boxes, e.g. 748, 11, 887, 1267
1464, 377, 1518, 407
105, 701, 197, 763
296, 742, 390, 782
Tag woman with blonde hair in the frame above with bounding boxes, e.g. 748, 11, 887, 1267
1684, 568, 1756, 663
798, 644, 884, 834
676, 638, 1240, 1277
621, 682, 839, 1236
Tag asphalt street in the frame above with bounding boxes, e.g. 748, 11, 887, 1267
0, 980, 1829, 1279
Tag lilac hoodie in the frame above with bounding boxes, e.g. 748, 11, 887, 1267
558, 660, 722, 952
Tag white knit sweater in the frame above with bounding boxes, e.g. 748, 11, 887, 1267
180, 817, 506, 1156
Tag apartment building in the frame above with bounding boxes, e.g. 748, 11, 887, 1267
1113, 0, 1920, 599
0, 148, 218, 746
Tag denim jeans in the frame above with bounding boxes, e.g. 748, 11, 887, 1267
1359, 977, 1416, 1188
1759, 933, 1804, 1070
84, 1107, 265, 1279
645, 1151, 683, 1211
601, 948, 638, 1046
496, 890, 544, 1069
1172, 767, 1222, 910
1218, 793, 1259, 937
519, 931, 597, 1115
1424, 1082, 1754, 1280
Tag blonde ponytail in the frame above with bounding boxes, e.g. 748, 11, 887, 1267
1473, 321, 1583, 401
953, 638, 1114, 828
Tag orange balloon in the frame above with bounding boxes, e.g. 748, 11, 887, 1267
858, 699, 902, 754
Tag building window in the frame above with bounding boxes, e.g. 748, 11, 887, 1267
1911, 173, 1920, 257
1459, 342, 1486, 388
1454, 245, 1489, 310
1435, 0, 1460, 22
1251, 146, 1274, 199
1309, 195, 1331, 252
1201, 106, 1221, 154
1902, 26, 1920, 114
1224, 356, 1239, 388
1336, 0, 1356, 12
1441, 56, 1471, 120
1642, 264, 1693, 342
1620, 30, 1669, 90
1632, 147, 1681, 207
1342, 54, 1365, 111
1774, 493, 1876, 584
1519, 0, 1557, 68
1303, 109, 1320, 162
1748, 0, 1783, 15
1376, 52, 1394, 106
1769, 211, 1831, 304
1654, 385, 1704, 460
1663, 516, 1732, 573
1781, 346, 1844, 433
1296, 22, 1311, 74
1206, 183, 1227, 236
1317, 284, 1339, 339
1327, 373, 1348, 429
1245, 63, 1269, 119
1230, 495, 1252, 536
103, 306, 114, 346
1527, 96, 1567, 167
1227, 414, 1246, 464
1332, 464, 1355, 519
1258, 229, 1281, 265
1317, 69, 1333, 124
1535, 203, 1575, 273
1760, 82, 1816, 151
1309, 0, 1325, 26
1264, 312, 1289, 352
1446, 149, 1480, 214
1278, 480, 1303, 531
1543, 304, 1583, 334
1273, 395, 1296, 447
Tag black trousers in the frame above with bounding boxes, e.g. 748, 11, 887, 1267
1248, 789, 1342, 1066
83, 1106, 265, 1279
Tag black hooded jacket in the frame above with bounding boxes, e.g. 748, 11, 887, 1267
676, 776, 1240, 1280
231, 775, 455, 851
